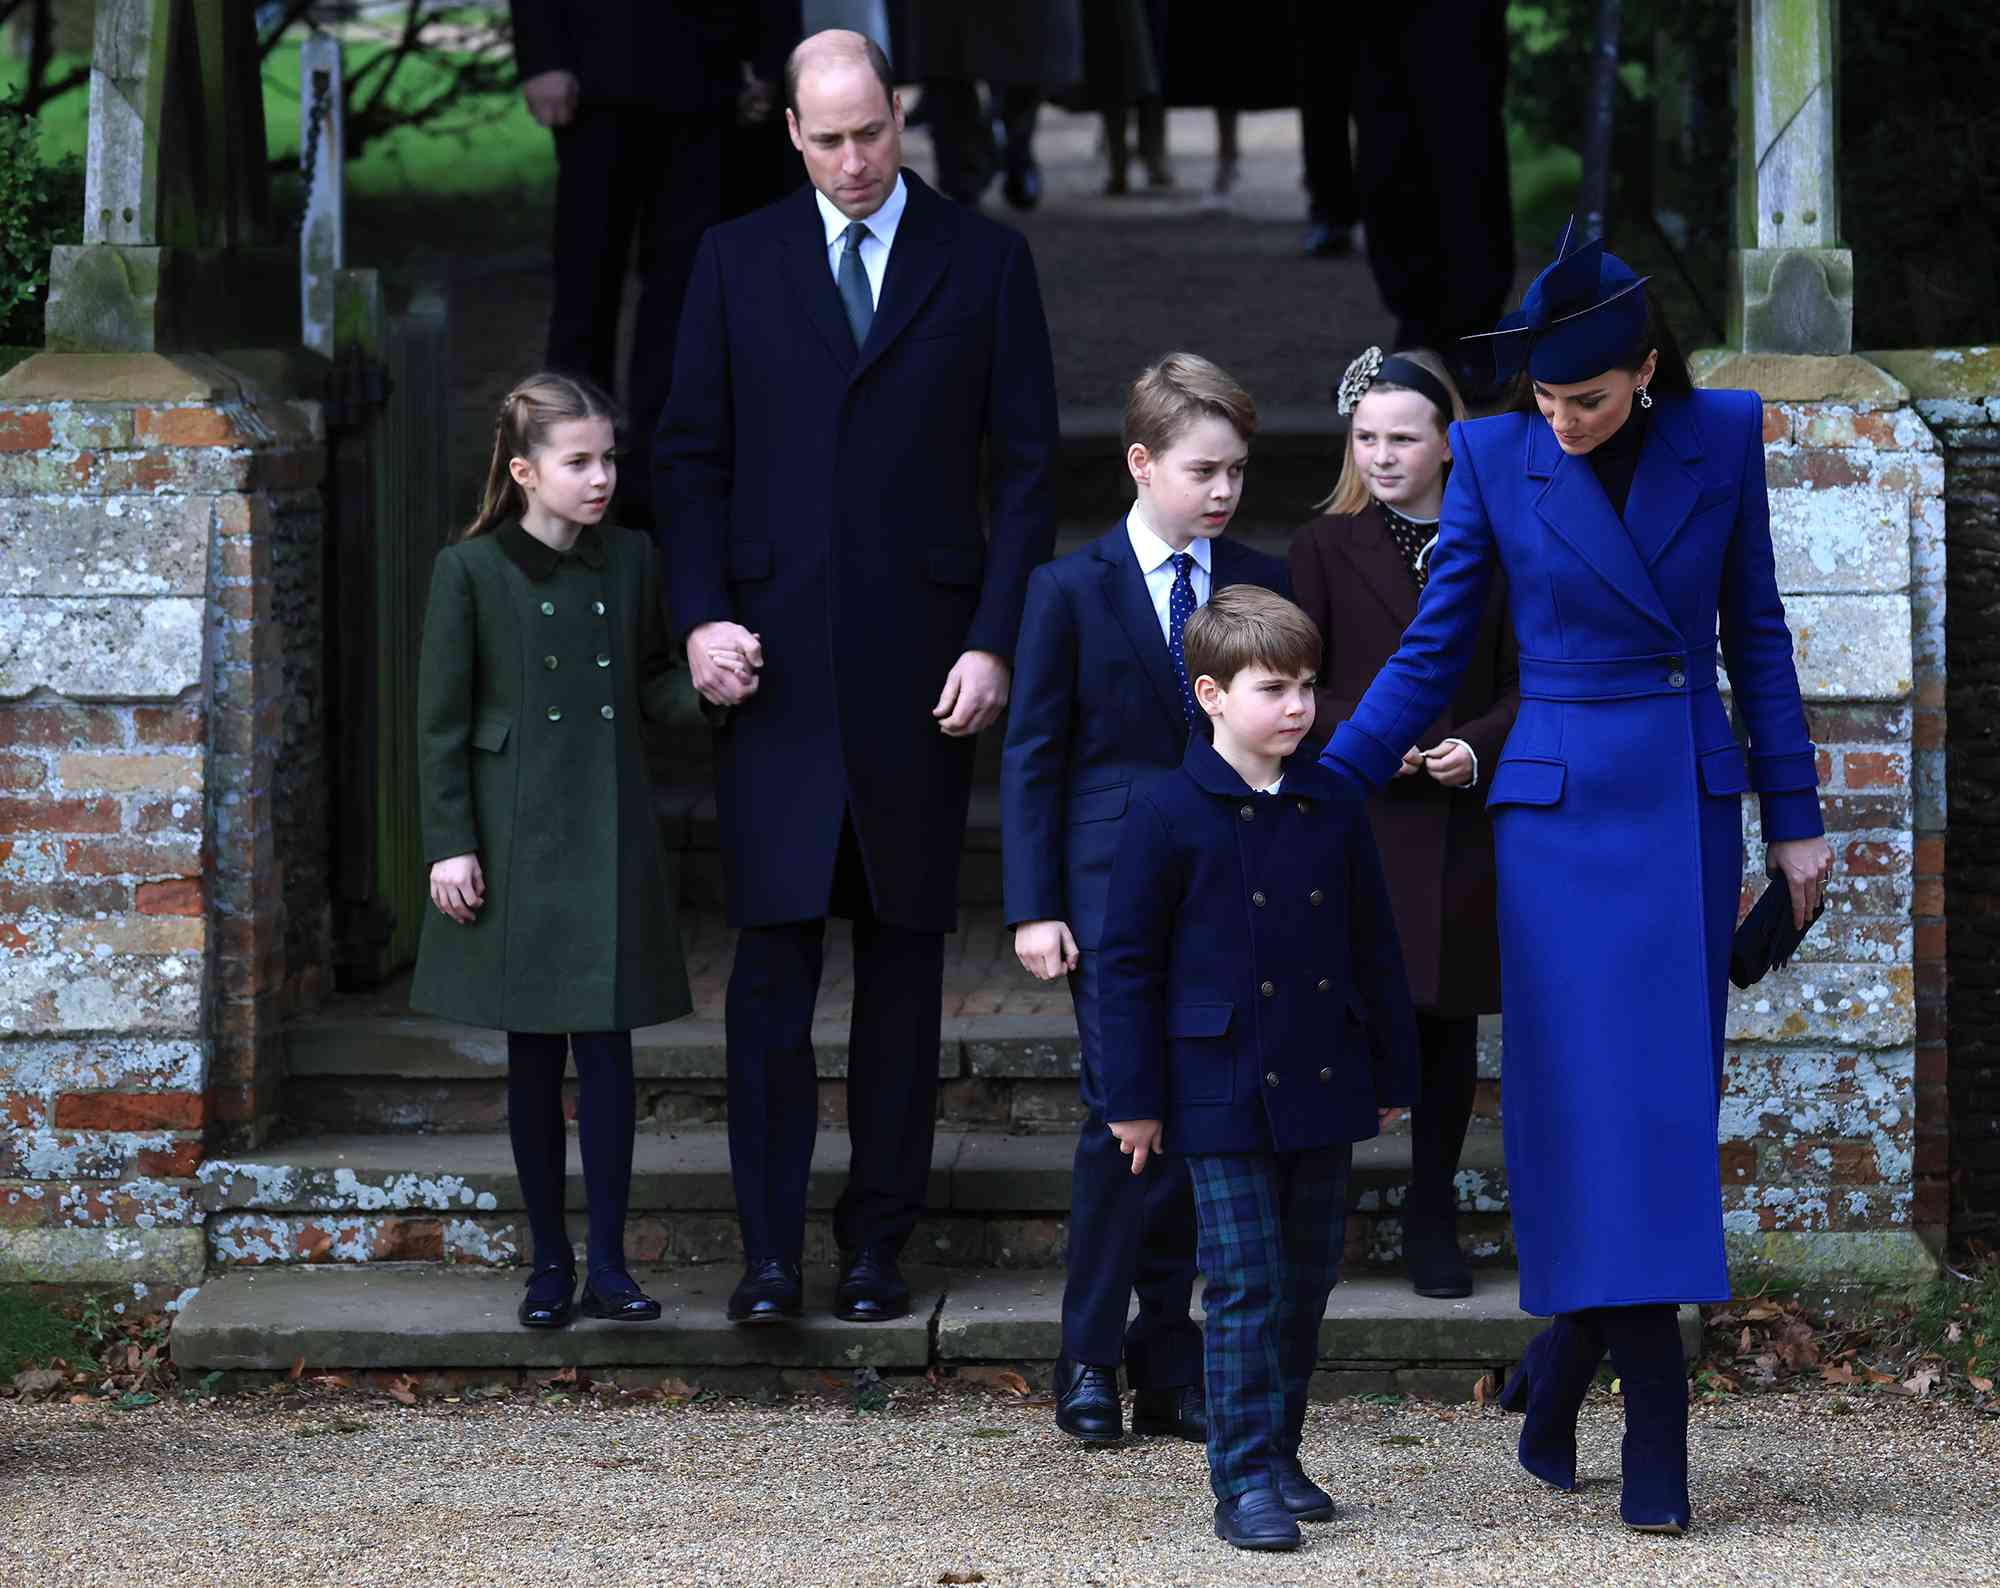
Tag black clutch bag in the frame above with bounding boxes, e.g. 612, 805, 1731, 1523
1729, 871, 1825, 989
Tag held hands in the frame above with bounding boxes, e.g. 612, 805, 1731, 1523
1109, 1118, 1164, 1175
687, 622, 763, 707
1378, 1106, 1406, 1127
1768, 835, 1836, 930
430, 854, 485, 924
1015, 920, 1080, 981
934, 650, 1011, 737
1395, 741, 1475, 786
521, 69, 580, 129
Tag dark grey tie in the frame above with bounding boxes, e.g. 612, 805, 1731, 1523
837, 220, 874, 348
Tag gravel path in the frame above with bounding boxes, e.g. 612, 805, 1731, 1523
4, 1384, 1994, 1587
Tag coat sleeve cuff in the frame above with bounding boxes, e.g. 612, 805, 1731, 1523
1759, 789, 1825, 842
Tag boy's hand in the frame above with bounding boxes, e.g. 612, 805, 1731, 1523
1420, 739, 1477, 788
1377, 1106, 1406, 1127
934, 650, 1010, 736
1394, 745, 1425, 778
430, 853, 484, 924
1014, 920, 1080, 981
1109, 1119, 1163, 1174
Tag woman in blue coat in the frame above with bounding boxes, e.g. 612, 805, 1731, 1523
1320, 226, 1835, 1534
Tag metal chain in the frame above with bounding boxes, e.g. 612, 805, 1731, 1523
296, 64, 334, 237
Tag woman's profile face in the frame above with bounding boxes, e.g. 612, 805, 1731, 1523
1532, 349, 1659, 455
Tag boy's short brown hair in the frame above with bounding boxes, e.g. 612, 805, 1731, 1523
1123, 352, 1259, 456
1184, 585, 1322, 698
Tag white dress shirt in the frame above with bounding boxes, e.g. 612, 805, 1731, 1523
815, 171, 909, 310
1125, 504, 1212, 643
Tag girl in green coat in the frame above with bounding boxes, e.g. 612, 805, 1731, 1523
413, 373, 693, 1329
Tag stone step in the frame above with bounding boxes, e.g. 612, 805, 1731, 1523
172, 1260, 1690, 1390
197, 1127, 1514, 1273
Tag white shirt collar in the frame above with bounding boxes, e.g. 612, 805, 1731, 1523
816, 170, 909, 252
1125, 503, 1213, 576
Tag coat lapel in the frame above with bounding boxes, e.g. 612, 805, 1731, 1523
1526, 420, 1680, 639
1093, 525, 1189, 734
1343, 505, 1421, 628
1622, 397, 1705, 568
851, 171, 954, 382
780, 185, 858, 378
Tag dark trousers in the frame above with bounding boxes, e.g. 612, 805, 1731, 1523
546, 107, 723, 527
1406, 1011, 1479, 1223
724, 823, 947, 1263
1059, 952, 1202, 1387
1188, 1145, 1353, 1503
1296, 1, 1358, 226
1352, 0, 1515, 350
924, 79, 1041, 204
505, 1030, 637, 1281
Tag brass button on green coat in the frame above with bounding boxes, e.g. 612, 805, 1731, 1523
412, 520, 692, 1035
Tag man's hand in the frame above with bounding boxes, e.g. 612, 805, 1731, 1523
1109, 1118, 1164, 1175
1377, 1105, 1406, 1127
430, 853, 485, 924
687, 621, 763, 707
521, 69, 580, 129
1768, 835, 1836, 930
1015, 920, 1080, 981
1394, 745, 1426, 778
934, 650, 1011, 737
1420, 739, 1477, 788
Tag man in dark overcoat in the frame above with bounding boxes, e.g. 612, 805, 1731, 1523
657, 28, 1059, 1324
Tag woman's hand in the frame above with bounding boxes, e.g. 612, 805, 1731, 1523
1767, 836, 1835, 930
430, 853, 485, 924
1420, 739, 1477, 788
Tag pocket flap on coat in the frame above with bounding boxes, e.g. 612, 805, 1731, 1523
1485, 756, 1565, 808
1698, 743, 1751, 795
1067, 784, 1129, 824
471, 712, 511, 753
726, 541, 772, 582
1167, 1001, 1235, 1038
927, 545, 984, 586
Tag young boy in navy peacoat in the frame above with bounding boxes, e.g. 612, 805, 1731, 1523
1096, 585, 1419, 1552
1001, 354, 1290, 1447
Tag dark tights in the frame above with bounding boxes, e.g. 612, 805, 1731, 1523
506, 1030, 637, 1283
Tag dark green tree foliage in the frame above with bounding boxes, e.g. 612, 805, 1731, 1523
0, 95, 83, 348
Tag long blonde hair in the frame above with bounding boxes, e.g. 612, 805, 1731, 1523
1317, 348, 1468, 516
461, 372, 620, 540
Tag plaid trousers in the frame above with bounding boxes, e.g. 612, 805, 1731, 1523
1186, 1144, 1353, 1502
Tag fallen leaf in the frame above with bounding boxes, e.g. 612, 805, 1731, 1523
386, 1376, 419, 1406
1820, 1361, 1855, 1386
1742, 1303, 1782, 1322
1902, 1367, 1941, 1397
311, 1374, 354, 1390
288, 1357, 306, 1381
1862, 1368, 1898, 1385
1738, 1327, 1753, 1354
937, 1572, 986, 1585
11, 1369, 64, 1402
1969, 1375, 1994, 1394
1471, 1373, 1494, 1407
1946, 1321, 1964, 1344
994, 1370, 1030, 1396
657, 1377, 698, 1402
67, 1393, 94, 1406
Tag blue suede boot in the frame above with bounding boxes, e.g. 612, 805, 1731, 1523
1600, 1306, 1692, 1534
1509, 1313, 1606, 1491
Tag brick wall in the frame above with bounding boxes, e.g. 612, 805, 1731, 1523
0, 353, 328, 1293
1698, 353, 1943, 1292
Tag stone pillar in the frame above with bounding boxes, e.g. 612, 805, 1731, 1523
1730, 0, 1854, 354
1694, 351, 1942, 1295
0, 353, 328, 1295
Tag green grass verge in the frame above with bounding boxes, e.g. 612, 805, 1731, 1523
1914, 1261, 2000, 1387
0, 1290, 82, 1373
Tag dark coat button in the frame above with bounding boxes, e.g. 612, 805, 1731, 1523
543, 655, 558, 670
596, 654, 611, 667
592, 600, 606, 615
1265, 1072, 1280, 1088
539, 601, 555, 616
1239, 804, 1255, 821
1668, 670, 1687, 689
1297, 800, 1309, 814
1309, 889, 1324, 905
1251, 891, 1266, 907
600, 704, 615, 720
1316, 978, 1331, 992
1319, 1067, 1333, 1083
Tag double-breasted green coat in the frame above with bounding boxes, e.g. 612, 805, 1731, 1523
410, 520, 692, 1034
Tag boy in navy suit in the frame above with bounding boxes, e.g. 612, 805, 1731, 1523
1001, 355, 1290, 1445
1096, 586, 1418, 1551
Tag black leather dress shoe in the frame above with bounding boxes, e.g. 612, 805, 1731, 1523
1214, 1488, 1301, 1551
834, 1248, 909, 1322
1405, 1218, 1474, 1299
727, 1258, 803, 1324
1276, 1459, 1337, 1522
579, 1270, 661, 1322
1053, 1356, 1123, 1444
517, 1263, 576, 1329
1131, 1383, 1207, 1442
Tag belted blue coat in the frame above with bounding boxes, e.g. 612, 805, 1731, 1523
1095, 741, 1420, 1155
1323, 388, 1823, 1315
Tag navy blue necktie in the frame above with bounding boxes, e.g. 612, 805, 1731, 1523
837, 221, 874, 348
1167, 551, 1197, 724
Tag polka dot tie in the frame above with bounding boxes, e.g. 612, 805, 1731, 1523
1167, 551, 1197, 725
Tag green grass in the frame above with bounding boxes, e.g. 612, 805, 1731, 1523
1914, 1261, 2000, 1387
0, 1290, 82, 1372
1507, 123, 1583, 250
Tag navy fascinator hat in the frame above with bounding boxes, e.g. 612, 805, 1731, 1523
1463, 218, 1653, 384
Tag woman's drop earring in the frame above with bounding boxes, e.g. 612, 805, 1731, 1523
1637, 386, 1654, 410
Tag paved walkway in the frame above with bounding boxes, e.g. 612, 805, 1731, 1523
3, 1387, 1993, 1586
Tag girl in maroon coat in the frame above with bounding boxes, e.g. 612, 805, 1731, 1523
1290, 346, 1519, 1297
